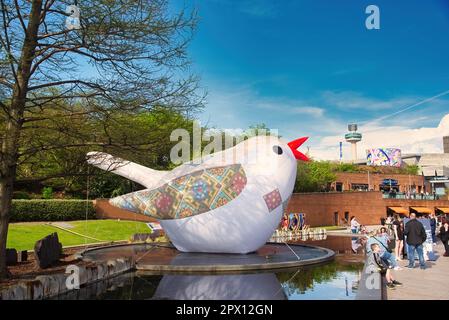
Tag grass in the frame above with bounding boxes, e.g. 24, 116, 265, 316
319, 226, 348, 231
7, 220, 152, 251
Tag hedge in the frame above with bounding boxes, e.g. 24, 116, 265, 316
10, 200, 96, 222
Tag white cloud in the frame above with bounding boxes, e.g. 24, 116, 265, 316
290, 106, 324, 117
309, 114, 449, 160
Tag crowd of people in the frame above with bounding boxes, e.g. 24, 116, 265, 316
351, 212, 449, 290
382, 188, 440, 200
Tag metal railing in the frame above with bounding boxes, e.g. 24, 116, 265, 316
381, 193, 443, 200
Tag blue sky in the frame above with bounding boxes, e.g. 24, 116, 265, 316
179, 0, 449, 159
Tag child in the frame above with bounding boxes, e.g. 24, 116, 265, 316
367, 243, 403, 289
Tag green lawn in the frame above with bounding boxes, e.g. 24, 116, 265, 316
7, 220, 152, 251
319, 226, 348, 231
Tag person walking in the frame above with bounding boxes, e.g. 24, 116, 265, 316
404, 213, 427, 269
430, 213, 437, 245
439, 220, 449, 257
350, 216, 360, 234
393, 215, 405, 260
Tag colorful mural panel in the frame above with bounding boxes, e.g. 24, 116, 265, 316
366, 148, 402, 167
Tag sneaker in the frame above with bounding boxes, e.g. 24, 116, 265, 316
386, 283, 396, 289
393, 266, 403, 271
420, 266, 426, 270
406, 265, 415, 269
392, 280, 403, 286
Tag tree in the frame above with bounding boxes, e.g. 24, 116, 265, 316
14, 105, 197, 198
294, 161, 336, 193
0, 0, 203, 279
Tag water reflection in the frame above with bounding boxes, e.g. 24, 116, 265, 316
270, 229, 328, 242
153, 274, 286, 300
52, 261, 362, 300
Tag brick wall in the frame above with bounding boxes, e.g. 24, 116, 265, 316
94, 199, 157, 223
287, 192, 449, 227
333, 172, 427, 192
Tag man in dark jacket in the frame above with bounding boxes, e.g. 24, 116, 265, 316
404, 213, 427, 269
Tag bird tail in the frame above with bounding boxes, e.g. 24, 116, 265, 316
86, 152, 168, 188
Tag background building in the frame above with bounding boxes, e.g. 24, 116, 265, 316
344, 123, 362, 163
286, 191, 449, 227
444, 136, 449, 153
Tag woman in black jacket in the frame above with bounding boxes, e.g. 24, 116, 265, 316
440, 220, 449, 257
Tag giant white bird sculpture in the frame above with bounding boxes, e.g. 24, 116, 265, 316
87, 135, 308, 254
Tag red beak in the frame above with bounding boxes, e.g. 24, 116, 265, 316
288, 137, 309, 161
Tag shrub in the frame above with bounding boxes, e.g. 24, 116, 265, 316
41, 187, 53, 199
12, 191, 31, 199
11, 200, 96, 222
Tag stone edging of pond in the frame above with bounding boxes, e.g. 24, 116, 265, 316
0, 257, 134, 300
355, 256, 386, 300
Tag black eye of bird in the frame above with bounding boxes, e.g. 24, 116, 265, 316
272, 145, 283, 155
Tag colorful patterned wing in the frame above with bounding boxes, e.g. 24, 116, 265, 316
109, 164, 247, 220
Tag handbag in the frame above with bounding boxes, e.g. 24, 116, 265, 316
373, 236, 393, 253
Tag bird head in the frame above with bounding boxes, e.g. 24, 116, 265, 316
225, 135, 309, 178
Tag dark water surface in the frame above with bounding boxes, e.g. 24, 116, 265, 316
55, 235, 364, 300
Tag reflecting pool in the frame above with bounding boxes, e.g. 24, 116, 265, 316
52, 261, 363, 300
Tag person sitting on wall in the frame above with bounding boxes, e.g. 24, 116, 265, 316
366, 228, 401, 270
367, 243, 402, 290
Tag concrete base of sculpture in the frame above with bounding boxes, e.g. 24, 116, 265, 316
77, 242, 335, 273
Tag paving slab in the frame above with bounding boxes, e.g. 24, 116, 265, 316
387, 243, 449, 300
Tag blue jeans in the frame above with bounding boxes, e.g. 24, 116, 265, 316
407, 244, 426, 268
381, 250, 397, 268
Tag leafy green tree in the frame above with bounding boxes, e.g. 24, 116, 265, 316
294, 161, 337, 193
0, 0, 202, 279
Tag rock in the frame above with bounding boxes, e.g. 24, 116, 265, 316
18, 280, 43, 300
86, 265, 98, 283
34, 232, 62, 269
107, 260, 117, 275
52, 273, 69, 296
77, 265, 88, 286
0, 287, 13, 300
6, 248, 17, 265
96, 262, 109, 280
36, 275, 61, 299
0, 284, 27, 300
